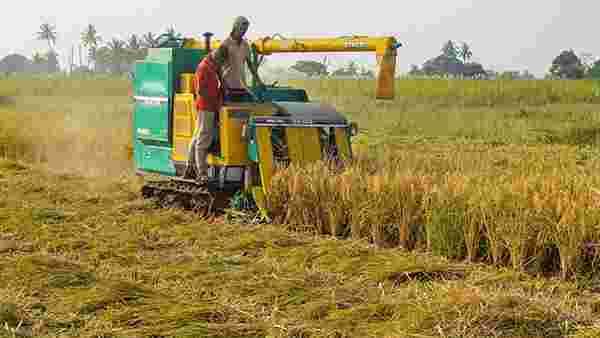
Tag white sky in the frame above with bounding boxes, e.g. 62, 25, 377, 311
1, 0, 597, 76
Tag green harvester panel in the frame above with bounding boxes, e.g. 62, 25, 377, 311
139, 144, 176, 175
133, 47, 207, 176
133, 62, 172, 143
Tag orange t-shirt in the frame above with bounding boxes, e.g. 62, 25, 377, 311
193, 56, 223, 112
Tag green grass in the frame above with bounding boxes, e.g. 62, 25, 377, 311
286, 79, 600, 147
290, 78, 600, 106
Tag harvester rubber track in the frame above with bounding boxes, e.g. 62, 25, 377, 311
141, 178, 233, 215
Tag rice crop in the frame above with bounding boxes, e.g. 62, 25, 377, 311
267, 144, 600, 279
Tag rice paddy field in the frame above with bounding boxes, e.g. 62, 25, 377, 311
3, 75, 600, 337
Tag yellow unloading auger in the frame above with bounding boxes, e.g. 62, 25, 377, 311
182, 35, 402, 99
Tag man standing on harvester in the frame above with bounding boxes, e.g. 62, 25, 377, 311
184, 16, 262, 184
183, 45, 228, 184
220, 16, 263, 102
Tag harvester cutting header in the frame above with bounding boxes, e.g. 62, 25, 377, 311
130, 22, 401, 218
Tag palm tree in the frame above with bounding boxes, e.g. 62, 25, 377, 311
32, 52, 46, 64
166, 26, 177, 38
37, 22, 57, 51
94, 46, 111, 73
30, 52, 47, 73
142, 32, 158, 48
128, 34, 141, 50
441, 40, 458, 60
107, 38, 126, 73
163, 26, 182, 44
81, 24, 101, 69
458, 42, 473, 63
126, 34, 145, 64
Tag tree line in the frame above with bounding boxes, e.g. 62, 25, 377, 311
410, 41, 600, 80
288, 57, 375, 79
1, 21, 600, 80
0, 22, 170, 75
287, 40, 600, 80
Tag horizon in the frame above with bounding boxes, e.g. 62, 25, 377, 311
2, 0, 598, 77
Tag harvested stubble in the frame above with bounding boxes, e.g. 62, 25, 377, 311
3, 160, 600, 337
2, 160, 599, 337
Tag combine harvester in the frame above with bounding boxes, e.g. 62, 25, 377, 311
130, 32, 401, 218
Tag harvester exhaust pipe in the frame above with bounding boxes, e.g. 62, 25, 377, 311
203, 32, 214, 53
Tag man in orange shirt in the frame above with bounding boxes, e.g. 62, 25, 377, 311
183, 46, 228, 184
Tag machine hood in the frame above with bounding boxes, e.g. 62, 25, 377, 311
252, 101, 350, 127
